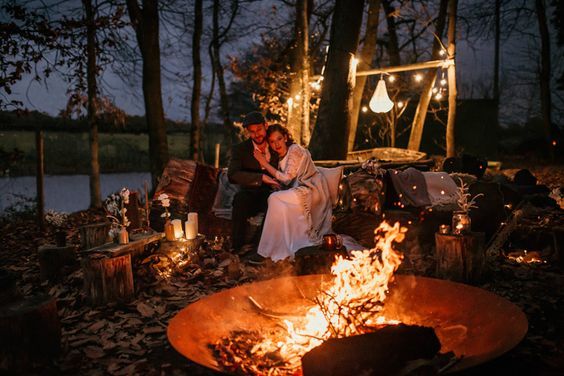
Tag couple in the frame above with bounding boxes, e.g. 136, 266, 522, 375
228, 111, 333, 262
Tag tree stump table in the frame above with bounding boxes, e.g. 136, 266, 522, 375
435, 232, 486, 283
0, 294, 61, 371
82, 253, 134, 306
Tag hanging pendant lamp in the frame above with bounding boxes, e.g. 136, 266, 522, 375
369, 76, 394, 113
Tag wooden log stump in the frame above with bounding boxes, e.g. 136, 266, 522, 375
82, 253, 134, 306
435, 232, 486, 283
38, 245, 77, 282
0, 268, 21, 305
0, 294, 61, 371
79, 222, 111, 250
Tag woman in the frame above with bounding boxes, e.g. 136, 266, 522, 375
253, 124, 333, 261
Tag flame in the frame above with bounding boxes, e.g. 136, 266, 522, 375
257, 221, 406, 369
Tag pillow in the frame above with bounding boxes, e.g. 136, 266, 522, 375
317, 166, 344, 207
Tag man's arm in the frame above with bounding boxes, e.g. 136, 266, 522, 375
228, 143, 263, 188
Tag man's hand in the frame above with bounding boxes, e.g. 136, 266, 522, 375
253, 149, 268, 167
262, 174, 281, 190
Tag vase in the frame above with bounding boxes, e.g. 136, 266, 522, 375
164, 219, 176, 241
118, 227, 129, 245
452, 211, 471, 235
55, 230, 66, 247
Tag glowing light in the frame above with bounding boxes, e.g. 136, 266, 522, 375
361, 106, 368, 113
552, 140, 557, 146
441, 190, 445, 195
440, 78, 447, 86
435, 92, 443, 100
295, 94, 301, 101
388, 75, 396, 83
287, 98, 293, 106
432, 87, 438, 94
439, 49, 446, 56
397, 101, 404, 108
369, 78, 394, 113
414, 73, 423, 82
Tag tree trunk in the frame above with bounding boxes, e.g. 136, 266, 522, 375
83, 0, 101, 208
349, 0, 381, 153
126, 0, 169, 185
445, 0, 458, 158
191, 0, 203, 161
407, 0, 448, 151
382, 0, 400, 66
287, 0, 311, 146
535, 0, 556, 159
35, 129, 44, 231
492, 0, 501, 155
212, 0, 241, 143
310, 0, 365, 161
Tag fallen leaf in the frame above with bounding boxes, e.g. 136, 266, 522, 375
136, 302, 155, 317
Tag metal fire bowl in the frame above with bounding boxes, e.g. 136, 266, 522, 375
167, 275, 527, 373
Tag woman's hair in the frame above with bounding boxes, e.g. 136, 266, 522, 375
266, 124, 295, 146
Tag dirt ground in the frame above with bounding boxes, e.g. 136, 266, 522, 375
0, 161, 562, 375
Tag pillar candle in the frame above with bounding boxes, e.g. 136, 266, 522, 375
185, 212, 198, 240
171, 219, 183, 239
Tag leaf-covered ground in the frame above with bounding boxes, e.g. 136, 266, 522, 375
0, 164, 562, 375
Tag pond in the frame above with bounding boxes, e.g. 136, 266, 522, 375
0, 173, 152, 214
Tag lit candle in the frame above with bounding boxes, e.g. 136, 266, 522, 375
171, 219, 183, 239
439, 224, 450, 234
185, 212, 198, 240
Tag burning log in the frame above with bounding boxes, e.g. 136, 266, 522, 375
0, 294, 61, 372
82, 253, 134, 306
301, 324, 441, 376
435, 232, 485, 283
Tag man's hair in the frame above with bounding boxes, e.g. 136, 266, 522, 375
266, 124, 295, 146
242, 111, 266, 128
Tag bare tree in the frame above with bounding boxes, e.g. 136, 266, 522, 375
287, 0, 312, 145
190, 0, 203, 161
349, 0, 381, 153
125, 0, 169, 184
446, 0, 458, 157
309, 0, 365, 160
407, 0, 448, 152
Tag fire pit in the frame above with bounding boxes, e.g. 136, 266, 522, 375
168, 273, 527, 374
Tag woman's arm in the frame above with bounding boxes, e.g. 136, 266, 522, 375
253, 149, 279, 178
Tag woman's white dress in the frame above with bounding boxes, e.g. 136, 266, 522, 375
257, 144, 333, 261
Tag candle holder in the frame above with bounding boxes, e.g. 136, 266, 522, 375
164, 219, 176, 241
118, 227, 129, 244
438, 224, 451, 235
452, 211, 471, 235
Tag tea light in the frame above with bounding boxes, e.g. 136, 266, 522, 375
171, 219, 184, 239
185, 212, 198, 240
439, 224, 450, 234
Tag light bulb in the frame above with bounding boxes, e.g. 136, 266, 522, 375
414, 74, 423, 82
388, 75, 396, 83
369, 78, 394, 113
440, 78, 447, 86
361, 106, 368, 113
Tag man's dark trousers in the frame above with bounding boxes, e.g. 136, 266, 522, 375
231, 188, 271, 251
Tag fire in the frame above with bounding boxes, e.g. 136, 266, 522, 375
257, 221, 406, 370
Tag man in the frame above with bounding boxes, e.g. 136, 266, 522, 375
228, 111, 280, 256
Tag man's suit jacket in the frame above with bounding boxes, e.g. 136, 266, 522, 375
228, 139, 279, 189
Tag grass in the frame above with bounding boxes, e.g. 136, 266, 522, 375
0, 130, 229, 176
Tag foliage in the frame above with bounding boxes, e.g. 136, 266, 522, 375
104, 188, 130, 238
455, 178, 483, 213
44, 209, 69, 228
0, 146, 23, 177
0, 193, 36, 223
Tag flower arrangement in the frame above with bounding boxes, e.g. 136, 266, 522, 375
105, 188, 131, 239
45, 209, 69, 228
455, 178, 483, 213
158, 193, 171, 218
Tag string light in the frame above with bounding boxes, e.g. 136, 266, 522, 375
397, 101, 404, 108
361, 106, 368, 113
414, 73, 423, 82
388, 75, 396, 83
432, 87, 438, 94
435, 92, 443, 100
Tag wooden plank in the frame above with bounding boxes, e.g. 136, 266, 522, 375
82, 231, 163, 259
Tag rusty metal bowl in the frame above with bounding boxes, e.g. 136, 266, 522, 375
168, 275, 527, 373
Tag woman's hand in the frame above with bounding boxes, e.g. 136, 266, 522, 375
262, 174, 281, 190
253, 149, 268, 167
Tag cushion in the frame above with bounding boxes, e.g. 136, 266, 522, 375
341, 170, 385, 215
317, 166, 344, 207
